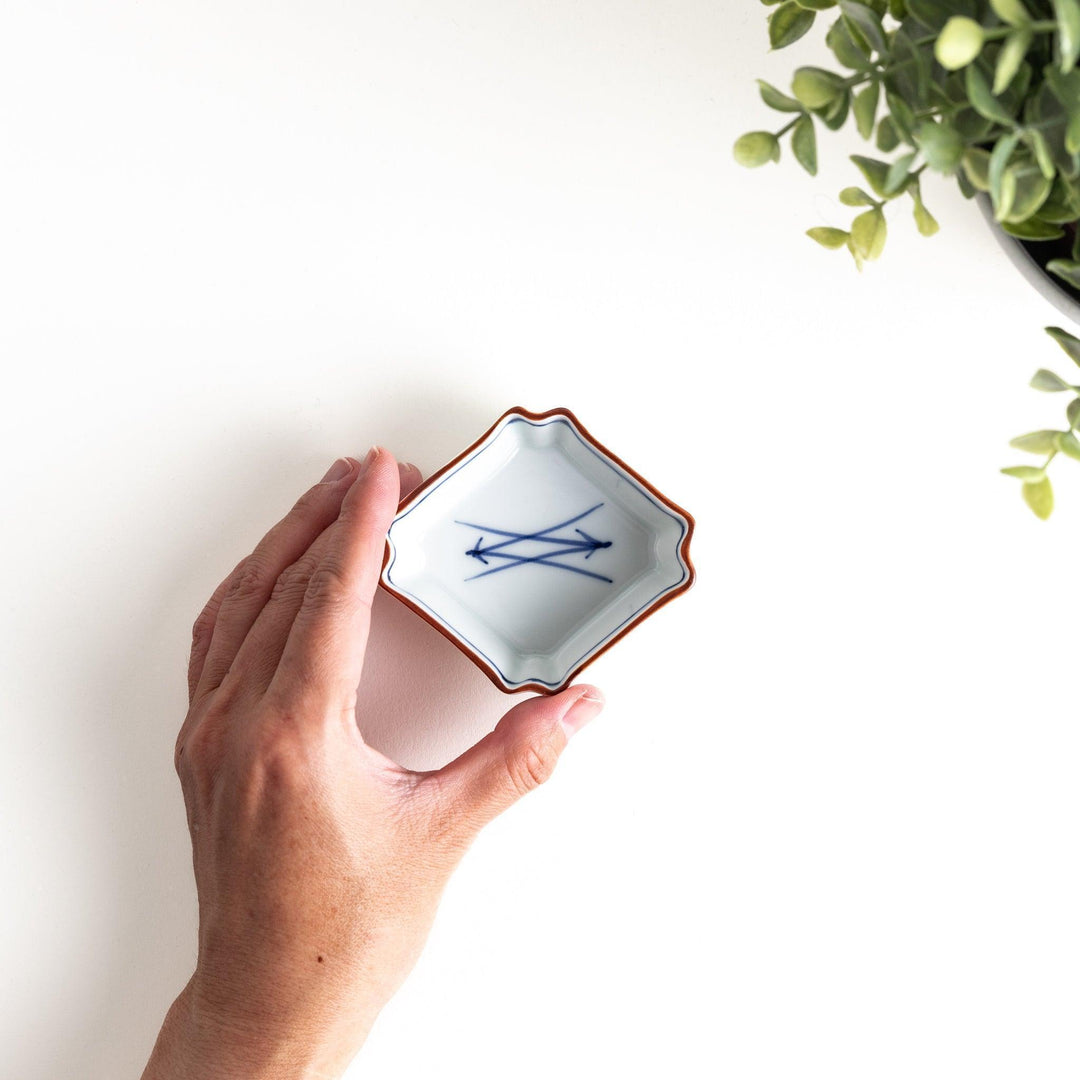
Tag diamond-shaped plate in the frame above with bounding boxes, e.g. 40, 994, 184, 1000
380, 406, 695, 693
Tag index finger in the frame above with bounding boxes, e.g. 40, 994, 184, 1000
267, 447, 401, 711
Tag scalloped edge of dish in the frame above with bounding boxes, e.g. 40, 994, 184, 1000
379, 405, 697, 695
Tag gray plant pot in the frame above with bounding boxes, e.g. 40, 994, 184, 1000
978, 194, 1080, 327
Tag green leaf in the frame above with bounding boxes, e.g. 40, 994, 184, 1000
1031, 368, 1072, 391
885, 151, 917, 193
991, 0, 1030, 24
916, 119, 964, 173
1069, 110, 1080, 155
733, 131, 781, 167
953, 106, 995, 142
1009, 57, 1034, 102
1046, 326, 1080, 367
876, 115, 901, 151
851, 154, 893, 197
1003, 164, 1053, 223
839, 186, 877, 206
853, 82, 880, 139
1022, 475, 1054, 518
914, 204, 940, 236
826, 17, 872, 69
757, 79, 804, 113
1053, 0, 1080, 73
806, 226, 851, 248
839, 0, 888, 54
769, 2, 816, 49
962, 147, 992, 190
997, 166, 1019, 221
936, 16, 985, 70
989, 131, 1021, 212
888, 28, 932, 108
1048, 259, 1080, 289
818, 89, 851, 130
966, 64, 1016, 126
791, 114, 818, 175
1010, 430, 1062, 453
1001, 464, 1046, 478
1043, 69, 1080, 153
994, 29, 1033, 94
1045, 66, 1080, 103
850, 207, 888, 259
910, 180, 941, 236
908, 0, 959, 29
846, 233, 865, 271
1002, 218, 1066, 239
1060, 430, 1080, 459
1068, 397, 1080, 428
792, 67, 845, 109
1026, 129, 1057, 180
886, 94, 917, 141
1035, 176, 1080, 220
794, 0, 837, 7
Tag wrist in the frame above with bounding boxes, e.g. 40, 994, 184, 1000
141, 975, 373, 1080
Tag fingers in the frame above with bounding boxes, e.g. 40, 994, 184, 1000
187, 557, 244, 704
268, 447, 401, 711
398, 461, 423, 502
190, 457, 361, 704
429, 685, 604, 834
227, 461, 422, 695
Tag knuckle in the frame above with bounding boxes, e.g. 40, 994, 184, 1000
304, 562, 354, 610
269, 557, 317, 606
506, 737, 559, 797
252, 723, 313, 796
295, 482, 329, 511
175, 715, 224, 784
225, 556, 268, 604
191, 605, 216, 647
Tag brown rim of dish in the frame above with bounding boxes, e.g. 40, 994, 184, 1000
379, 405, 697, 695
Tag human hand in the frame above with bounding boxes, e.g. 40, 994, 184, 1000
141, 449, 604, 1080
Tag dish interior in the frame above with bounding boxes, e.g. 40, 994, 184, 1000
385, 416, 689, 689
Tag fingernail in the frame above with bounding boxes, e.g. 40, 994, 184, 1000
320, 457, 353, 483
560, 686, 604, 740
359, 446, 380, 475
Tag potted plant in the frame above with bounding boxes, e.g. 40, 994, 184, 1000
733, 0, 1080, 318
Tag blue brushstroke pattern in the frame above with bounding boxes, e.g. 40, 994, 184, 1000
457, 504, 613, 583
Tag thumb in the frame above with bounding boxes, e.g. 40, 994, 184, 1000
435, 685, 604, 833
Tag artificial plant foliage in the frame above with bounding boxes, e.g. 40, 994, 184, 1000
736, 0, 1080, 281
1002, 325, 1080, 518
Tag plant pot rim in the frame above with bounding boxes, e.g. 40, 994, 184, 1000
977, 195, 1080, 327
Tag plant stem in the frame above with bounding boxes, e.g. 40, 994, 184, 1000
911, 21, 1059, 48
841, 58, 918, 91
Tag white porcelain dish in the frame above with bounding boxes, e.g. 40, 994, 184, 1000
380, 407, 695, 694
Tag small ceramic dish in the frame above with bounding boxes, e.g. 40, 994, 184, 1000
380, 406, 695, 694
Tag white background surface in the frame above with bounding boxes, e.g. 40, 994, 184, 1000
2, 3, 1079, 1078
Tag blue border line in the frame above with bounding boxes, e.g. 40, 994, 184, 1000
384, 415, 689, 689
